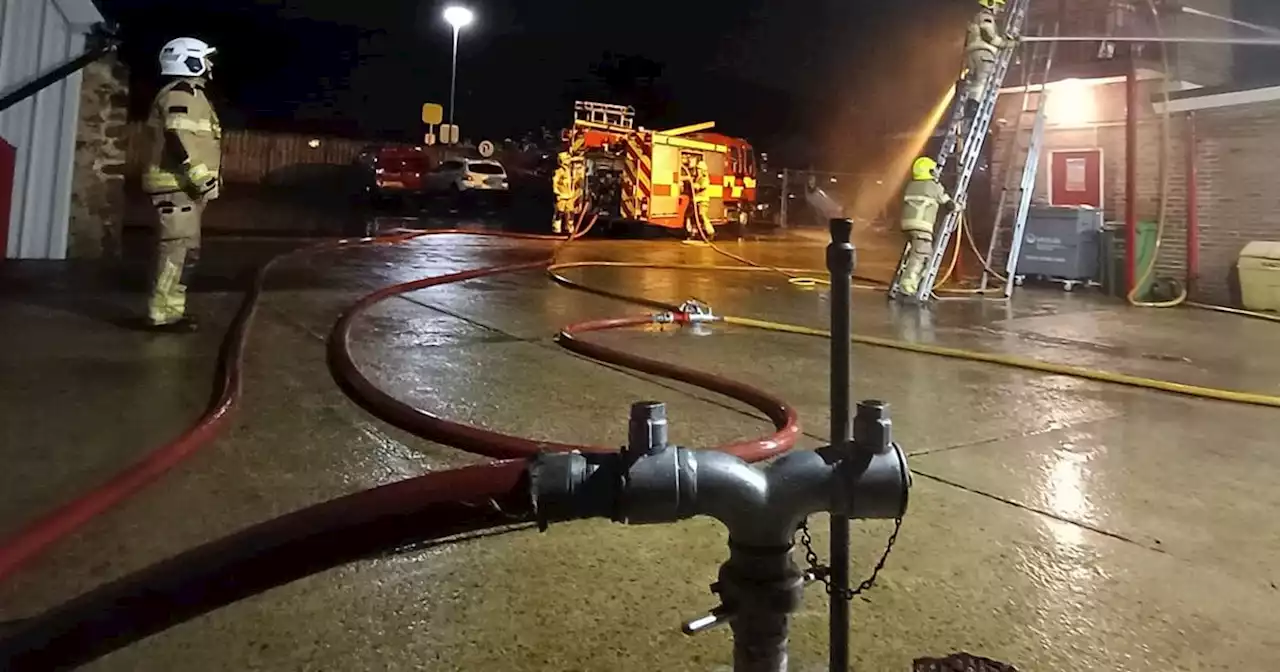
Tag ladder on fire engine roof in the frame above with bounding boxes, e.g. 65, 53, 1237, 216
575, 101, 635, 129
887, 0, 1031, 303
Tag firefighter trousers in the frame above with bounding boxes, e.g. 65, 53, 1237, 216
148, 191, 205, 326
553, 198, 574, 234
899, 230, 934, 296
964, 51, 996, 103
688, 200, 713, 238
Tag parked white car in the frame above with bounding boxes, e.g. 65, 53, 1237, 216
422, 158, 509, 194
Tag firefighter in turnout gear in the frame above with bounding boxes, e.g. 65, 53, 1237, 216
684, 156, 714, 239
898, 157, 955, 298
963, 0, 1018, 133
141, 37, 222, 331
551, 152, 578, 234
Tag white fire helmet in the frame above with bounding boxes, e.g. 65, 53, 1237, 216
158, 37, 217, 77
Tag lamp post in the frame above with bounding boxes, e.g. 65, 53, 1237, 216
442, 5, 474, 129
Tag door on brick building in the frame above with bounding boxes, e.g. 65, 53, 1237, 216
1049, 149, 1103, 208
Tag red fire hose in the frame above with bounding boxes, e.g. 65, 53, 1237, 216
0, 226, 799, 584
0, 223, 804, 670
329, 273, 799, 463
556, 317, 796, 461
0, 230, 539, 581
0, 231, 426, 581
0, 460, 535, 671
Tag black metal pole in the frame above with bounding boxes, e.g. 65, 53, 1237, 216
0, 39, 118, 114
826, 218, 855, 671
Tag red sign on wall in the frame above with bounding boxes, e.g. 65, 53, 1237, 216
1049, 149, 1103, 209
0, 137, 15, 259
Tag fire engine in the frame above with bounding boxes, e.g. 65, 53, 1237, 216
565, 101, 759, 232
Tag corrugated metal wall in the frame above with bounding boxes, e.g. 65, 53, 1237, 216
0, 0, 102, 260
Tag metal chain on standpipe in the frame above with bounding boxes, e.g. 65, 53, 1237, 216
796, 517, 903, 601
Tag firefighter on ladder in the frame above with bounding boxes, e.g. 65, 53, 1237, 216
684, 156, 715, 240
898, 157, 956, 298
961, 0, 1019, 138
141, 37, 222, 332
555, 150, 586, 234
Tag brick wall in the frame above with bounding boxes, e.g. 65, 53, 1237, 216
991, 79, 1280, 306
1191, 101, 1280, 304
68, 54, 130, 259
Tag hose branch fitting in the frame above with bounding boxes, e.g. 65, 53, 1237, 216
527, 400, 910, 670
652, 300, 718, 328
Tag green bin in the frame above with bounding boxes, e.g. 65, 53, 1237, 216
1098, 221, 1157, 299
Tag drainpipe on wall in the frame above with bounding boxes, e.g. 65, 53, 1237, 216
1184, 111, 1199, 297
0, 138, 15, 259
1124, 44, 1139, 296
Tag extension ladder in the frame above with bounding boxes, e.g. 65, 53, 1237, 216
977, 34, 1058, 299
888, 0, 1030, 302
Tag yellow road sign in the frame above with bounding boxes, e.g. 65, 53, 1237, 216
422, 103, 444, 125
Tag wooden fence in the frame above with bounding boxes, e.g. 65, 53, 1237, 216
122, 124, 378, 185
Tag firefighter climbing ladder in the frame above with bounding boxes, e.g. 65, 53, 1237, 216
888, 0, 1030, 303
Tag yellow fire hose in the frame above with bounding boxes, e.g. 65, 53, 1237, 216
539, 61, 1280, 409
544, 253, 1280, 409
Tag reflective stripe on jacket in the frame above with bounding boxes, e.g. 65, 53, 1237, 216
965, 9, 1007, 56
692, 165, 711, 204
552, 165, 574, 199
143, 77, 223, 195
900, 179, 952, 234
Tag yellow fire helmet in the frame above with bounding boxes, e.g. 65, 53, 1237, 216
911, 156, 939, 181
557, 151, 571, 164
978, 0, 1006, 8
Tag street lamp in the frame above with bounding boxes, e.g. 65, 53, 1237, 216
442, 5, 474, 129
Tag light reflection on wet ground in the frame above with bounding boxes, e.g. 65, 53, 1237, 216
2, 205, 1279, 670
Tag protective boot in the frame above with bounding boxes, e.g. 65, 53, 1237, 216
898, 233, 934, 298
147, 316, 199, 333
698, 205, 715, 240
552, 214, 563, 234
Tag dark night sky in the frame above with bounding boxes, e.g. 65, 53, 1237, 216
96, 0, 972, 163
97, 0, 1277, 168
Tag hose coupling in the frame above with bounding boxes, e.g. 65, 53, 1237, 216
677, 299, 716, 323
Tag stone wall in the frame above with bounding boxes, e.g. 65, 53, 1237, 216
68, 53, 130, 259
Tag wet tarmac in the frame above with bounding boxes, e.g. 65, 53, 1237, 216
2, 200, 1279, 671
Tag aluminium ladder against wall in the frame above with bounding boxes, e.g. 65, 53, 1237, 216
887, 0, 1030, 303
902, 0, 1031, 302
974, 36, 1058, 300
